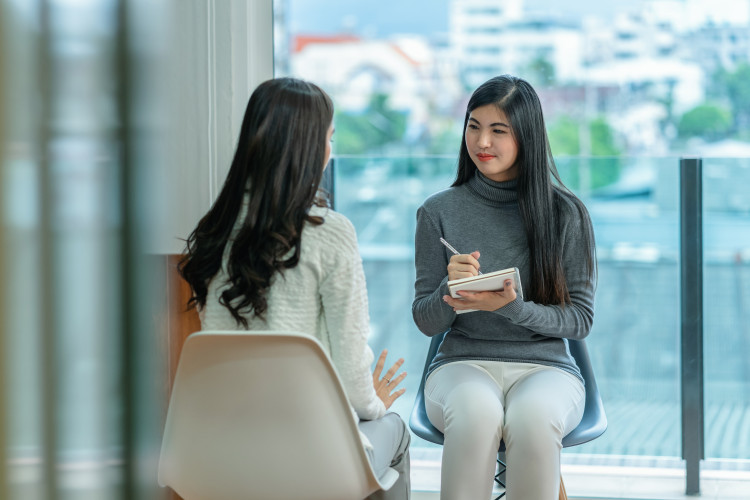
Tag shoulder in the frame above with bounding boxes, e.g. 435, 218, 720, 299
554, 188, 591, 225
309, 204, 355, 231
553, 189, 594, 249
419, 185, 465, 213
304, 205, 358, 253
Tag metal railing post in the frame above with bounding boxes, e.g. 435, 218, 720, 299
323, 157, 335, 209
39, 1, 60, 497
680, 157, 704, 495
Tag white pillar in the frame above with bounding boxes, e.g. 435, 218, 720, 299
158, 0, 274, 254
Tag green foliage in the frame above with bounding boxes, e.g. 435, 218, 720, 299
426, 120, 462, 155
548, 116, 621, 191
526, 55, 556, 88
556, 157, 622, 193
677, 104, 732, 140
589, 117, 620, 156
711, 62, 750, 132
548, 116, 621, 156
725, 63, 750, 112
547, 116, 580, 155
589, 157, 621, 191
333, 93, 407, 155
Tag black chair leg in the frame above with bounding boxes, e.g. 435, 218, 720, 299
493, 454, 506, 499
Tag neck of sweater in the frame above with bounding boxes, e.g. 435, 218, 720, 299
466, 170, 518, 207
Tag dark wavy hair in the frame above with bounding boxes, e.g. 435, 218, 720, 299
453, 74, 595, 305
178, 78, 334, 326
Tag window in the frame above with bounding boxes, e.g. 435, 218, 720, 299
275, 0, 750, 495
1, 1, 168, 497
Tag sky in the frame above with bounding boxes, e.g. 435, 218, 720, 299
286, 0, 642, 37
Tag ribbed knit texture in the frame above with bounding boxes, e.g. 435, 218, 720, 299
200, 204, 386, 425
412, 170, 596, 381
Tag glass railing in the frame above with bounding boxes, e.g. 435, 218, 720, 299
332, 154, 750, 466
702, 156, 750, 462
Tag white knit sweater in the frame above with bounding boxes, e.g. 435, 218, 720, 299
199, 204, 387, 423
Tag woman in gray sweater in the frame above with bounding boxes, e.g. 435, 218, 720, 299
413, 75, 596, 499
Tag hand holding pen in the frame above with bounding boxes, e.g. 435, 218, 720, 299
440, 237, 483, 280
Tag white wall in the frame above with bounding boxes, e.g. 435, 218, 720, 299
158, 0, 273, 254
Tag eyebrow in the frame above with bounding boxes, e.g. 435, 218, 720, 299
468, 116, 509, 128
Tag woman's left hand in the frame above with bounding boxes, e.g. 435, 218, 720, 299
442, 279, 517, 312
372, 349, 407, 409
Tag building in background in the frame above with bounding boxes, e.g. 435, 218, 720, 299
449, 0, 524, 87
291, 35, 434, 112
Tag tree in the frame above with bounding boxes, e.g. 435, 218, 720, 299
547, 115, 621, 191
547, 116, 620, 156
526, 55, 556, 88
712, 62, 750, 133
426, 121, 462, 155
724, 63, 750, 131
589, 117, 620, 156
677, 104, 732, 140
547, 116, 580, 155
333, 93, 407, 155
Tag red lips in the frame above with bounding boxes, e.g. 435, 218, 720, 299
476, 153, 495, 162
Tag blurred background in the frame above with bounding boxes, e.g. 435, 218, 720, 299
1, 0, 749, 498
274, 0, 750, 467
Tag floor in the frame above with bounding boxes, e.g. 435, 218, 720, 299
410, 449, 750, 499
6, 453, 750, 499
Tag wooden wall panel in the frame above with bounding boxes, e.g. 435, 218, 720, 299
163, 254, 201, 500
166, 254, 202, 390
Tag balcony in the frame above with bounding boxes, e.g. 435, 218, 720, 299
331, 154, 750, 498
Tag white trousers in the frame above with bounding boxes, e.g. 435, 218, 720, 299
425, 360, 585, 500
359, 412, 411, 500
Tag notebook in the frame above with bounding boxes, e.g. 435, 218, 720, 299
447, 267, 523, 314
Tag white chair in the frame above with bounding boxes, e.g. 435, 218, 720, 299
158, 330, 398, 500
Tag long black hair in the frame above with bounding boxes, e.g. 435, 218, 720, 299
178, 78, 334, 326
453, 74, 595, 305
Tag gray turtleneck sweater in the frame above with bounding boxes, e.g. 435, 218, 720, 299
412, 171, 596, 382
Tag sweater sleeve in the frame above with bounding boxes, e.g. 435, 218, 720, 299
412, 205, 458, 336
319, 214, 386, 421
494, 203, 596, 340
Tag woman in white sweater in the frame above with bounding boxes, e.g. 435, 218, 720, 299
178, 77, 410, 500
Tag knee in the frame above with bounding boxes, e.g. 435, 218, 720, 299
443, 394, 503, 443
383, 412, 411, 451
394, 415, 411, 452
504, 406, 563, 452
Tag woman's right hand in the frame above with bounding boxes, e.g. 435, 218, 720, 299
372, 349, 407, 409
447, 251, 481, 281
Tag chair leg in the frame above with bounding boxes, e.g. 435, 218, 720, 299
559, 475, 568, 500
493, 456, 568, 500
493, 453, 506, 499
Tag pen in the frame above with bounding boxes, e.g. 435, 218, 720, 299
439, 237, 483, 275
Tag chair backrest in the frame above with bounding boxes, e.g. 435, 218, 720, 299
563, 338, 608, 447
409, 332, 448, 445
158, 331, 396, 500
409, 331, 607, 448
